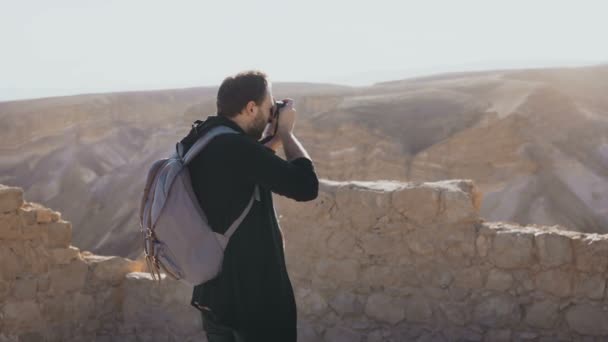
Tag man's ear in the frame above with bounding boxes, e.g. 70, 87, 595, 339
245, 100, 257, 116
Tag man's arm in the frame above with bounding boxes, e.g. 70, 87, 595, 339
281, 132, 311, 161
219, 135, 318, 201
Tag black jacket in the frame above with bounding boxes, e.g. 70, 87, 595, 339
181, 114, 319, 341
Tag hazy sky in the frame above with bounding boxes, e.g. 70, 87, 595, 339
1, 0, 607, 101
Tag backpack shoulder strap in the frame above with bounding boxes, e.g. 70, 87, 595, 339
216, 184, 261, 249
181, 125, 239, 165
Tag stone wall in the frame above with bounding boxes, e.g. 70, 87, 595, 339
0, 185, 204, 341
2, 180, 608, 341
275, 180, 608, 341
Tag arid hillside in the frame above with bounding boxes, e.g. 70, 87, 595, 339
1, 66, 607, 258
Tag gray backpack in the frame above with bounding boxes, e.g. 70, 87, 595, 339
139, 125, 260, 285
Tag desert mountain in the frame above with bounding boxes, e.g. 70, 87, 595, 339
1, 65, 607, 258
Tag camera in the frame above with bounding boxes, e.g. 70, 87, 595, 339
269, 100, 287, 122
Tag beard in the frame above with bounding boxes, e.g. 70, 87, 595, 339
246, 109, 267, 141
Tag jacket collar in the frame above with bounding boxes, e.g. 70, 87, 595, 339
180, 114, 247, 150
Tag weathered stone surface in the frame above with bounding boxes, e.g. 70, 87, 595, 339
525, 300, 559, 328
535, 232, 573, 267
87, 255, 141, 285
47, 221, 72, 248
360, 232, 401, 255
565, 304, 608, 335
2, 300, 42, 329
361, 265, 397, 288
35, 207, 60, 223
324, 326, 363, 342
573, 235, 608, 273
5, 181, 608, 340
439, 302, 470, 326
11, 276, 38, 300
453, 268, 483, 289
438, 180, 479, 223
365, 293, 405, 324
326, 229, 358, 258
0, 185, 23, 213
574, 273, 606, 300
473, 294, 520, 328
392, 185, 440, 225
328, 291, 359, 315
123, 272, 202, 337
49, 259, 89, 293
488, 230, 534, 268
405, 295, 433, 323
485, 269, 513, 291
406, 229, 437, 256
0, 213, 22, 239
484, 329, 512, 342
51, 246, 81, 265
535, 269, 572, 297
296, 288, 328, 316
314, 258, 358, 284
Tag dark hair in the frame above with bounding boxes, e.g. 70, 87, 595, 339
216, 70, 268, 118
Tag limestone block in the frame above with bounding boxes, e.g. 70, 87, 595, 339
334, 186, 384, 230
476, 235, 490, 257
0, 241, 25, 280
327, 229, 358, 258
49, 259, 89, 294
1, 300, 42, 330
360, 231, 402, 256
324, 326, 363, 342
51, 246, 81, 265
360, 265, 396, 289
328, 291, 360, 316
0, 185, 23, 213
439, 302, 471, 326
365, 293, 405, 324
406, 229, 437, 256
297, 320, 320, 342
525, 300, 559, 328
35, 207, 61, 223
392, 185, 440, 225
473, 294, 521, 328
11, 275, 38, 300
574, 273, 606, 300
535, 232, 572, 267
573, 234, 608, 273
314, 259, 359, 284
535, 269, 572, 297
488, 230, 534, 268
87, 255, 141, 286
123, 272, 201, 337
565, 304, 608, 335
18, 205, 37, 225
0, 279, 10, 302
0, 213, 21, 239
438, 180, 480, 223
47, 220, 72, 248
20, 222, 48, 241
404, 295, 433, 323
485, 269, 513, 291
441, 225, 477, 258
296, 288, 328, 316
453, 268, 484, 289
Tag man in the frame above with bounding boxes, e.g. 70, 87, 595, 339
180, 70, 318, 341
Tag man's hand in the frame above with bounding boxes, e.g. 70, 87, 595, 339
263, 135, 282, 153
277, 98, 296, 137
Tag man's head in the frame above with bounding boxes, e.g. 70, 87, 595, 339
217, 70, 274, 140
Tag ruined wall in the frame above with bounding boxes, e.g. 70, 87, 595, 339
0, 185, 204, 341
2, 180, 608, 341
276, 180, 608, 341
